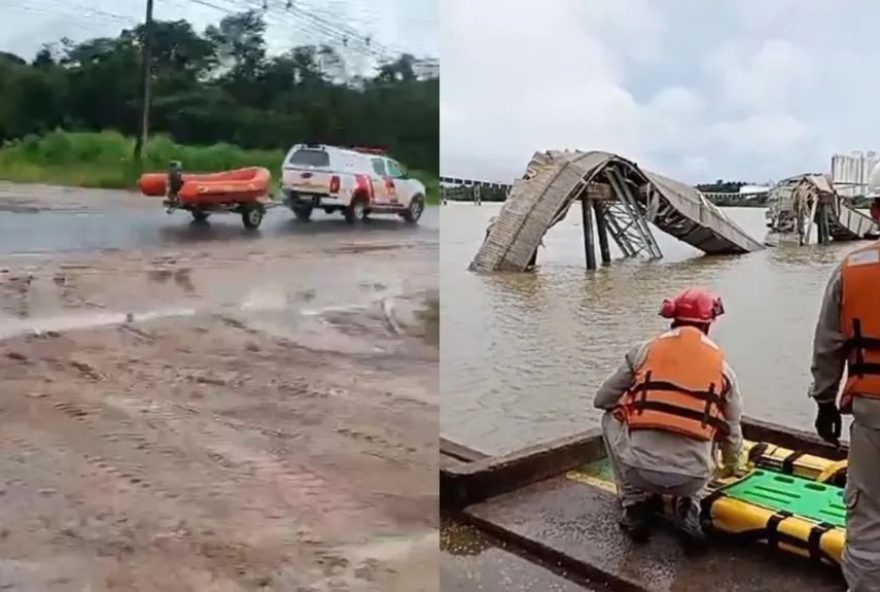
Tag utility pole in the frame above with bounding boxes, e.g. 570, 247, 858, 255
133, 0, 154, 161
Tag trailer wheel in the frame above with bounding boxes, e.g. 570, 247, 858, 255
242, 206, 264, 229
402, 195, 425, 224
191, 210, 211, 223
293, 204, 313, 221
344, 196, 366, 225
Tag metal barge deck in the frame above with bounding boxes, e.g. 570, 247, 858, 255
441, 417, 849, 592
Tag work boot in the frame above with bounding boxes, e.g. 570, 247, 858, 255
619, 500, 652, 543
674, 496, 706, 551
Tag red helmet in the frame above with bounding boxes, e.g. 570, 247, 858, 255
659, 288, 725, 324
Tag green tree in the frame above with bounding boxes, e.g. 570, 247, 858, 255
0, 9, 438, 174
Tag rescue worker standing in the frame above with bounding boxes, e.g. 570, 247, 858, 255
594, 288, 743, 544
808, 181, 880, 591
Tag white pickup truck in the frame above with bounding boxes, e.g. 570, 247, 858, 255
280, 144, 426, 224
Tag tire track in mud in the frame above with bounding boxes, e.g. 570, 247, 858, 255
0, 238, 438, 279
0, 391, 371, 588
23, 383, 386, 536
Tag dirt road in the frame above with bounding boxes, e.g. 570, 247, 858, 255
0, 184, 439, 591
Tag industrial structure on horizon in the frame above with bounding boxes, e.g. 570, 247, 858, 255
831, 151, 879, 198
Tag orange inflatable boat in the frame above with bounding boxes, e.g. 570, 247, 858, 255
138, 167, 272, 206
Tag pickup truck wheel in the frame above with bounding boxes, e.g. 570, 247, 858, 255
402, 195, 425, 224
344, 196, 366, 225
242, 206, 264, 229
293, 204, 313, 221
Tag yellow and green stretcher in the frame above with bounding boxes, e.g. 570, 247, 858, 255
742, 440, 847, 485
566, 439, 848, 567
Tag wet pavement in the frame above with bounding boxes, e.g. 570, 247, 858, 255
0, 207, 438, 254
463, 477, 845, 592
441, 519, 598, 591
0, 182, 437, 254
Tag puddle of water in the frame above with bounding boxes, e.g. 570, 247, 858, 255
0, 279, 428, 354
241, 286, 291, 312
301, 303, 372, 316
0, 307, 196, 339
346, 530, 438, 563
413, 295, 439, 347
441, 518, 493, 557
241, 309, 390, 355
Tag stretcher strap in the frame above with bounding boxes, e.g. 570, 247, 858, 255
782, 451, 805, 474
699, 489, 727, 522
817, 460, 848, 485
807, 522, 835, 561
747, 442, 769, 466
701, 495, 839, 565
766, 510, 793, 550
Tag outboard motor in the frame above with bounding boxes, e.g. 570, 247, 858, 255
167, 161, 184, 200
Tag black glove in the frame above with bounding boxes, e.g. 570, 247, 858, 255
815, 402, 842, 445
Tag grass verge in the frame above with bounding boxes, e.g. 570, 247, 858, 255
0, 130, 439, 203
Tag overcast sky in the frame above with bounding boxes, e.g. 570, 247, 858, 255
0, 0, 436, 74
441, 0, 880, 185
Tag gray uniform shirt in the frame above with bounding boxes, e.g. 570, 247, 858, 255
809, 257, 880, 430
593, 336, 744, 480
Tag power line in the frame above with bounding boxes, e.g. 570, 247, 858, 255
199, 0, 401, 61
181, 0, 364, 56
283, 0, 410, 56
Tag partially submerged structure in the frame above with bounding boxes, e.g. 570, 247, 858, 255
764, 174, 879, 246
469, 150, 764, 273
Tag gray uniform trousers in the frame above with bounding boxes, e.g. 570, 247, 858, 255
601, 413, 709, 519
843, 420, 880, 591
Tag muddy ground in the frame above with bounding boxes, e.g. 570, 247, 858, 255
0, 184, 439, 591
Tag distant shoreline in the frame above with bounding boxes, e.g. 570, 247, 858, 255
442, 198, 768, 208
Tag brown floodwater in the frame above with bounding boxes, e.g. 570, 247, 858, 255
441, 202, 858, 455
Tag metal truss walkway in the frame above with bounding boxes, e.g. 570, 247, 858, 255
470, 150, 764, 272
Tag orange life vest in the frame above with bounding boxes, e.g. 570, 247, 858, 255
618, 326, 729, 441
839, 242, 880, 411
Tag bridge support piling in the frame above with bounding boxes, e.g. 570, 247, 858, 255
581, 197, 597, 270
817, 205, 830, 244
593, 201, 611, 266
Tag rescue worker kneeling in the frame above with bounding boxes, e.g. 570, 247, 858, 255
594, 288, 744, 544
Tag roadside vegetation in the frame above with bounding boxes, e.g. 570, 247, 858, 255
0, 9, 437, 199
0, 130, 439, 202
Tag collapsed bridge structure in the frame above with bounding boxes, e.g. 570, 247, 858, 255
764, 173, 879, 246
469, 150, 764, 273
